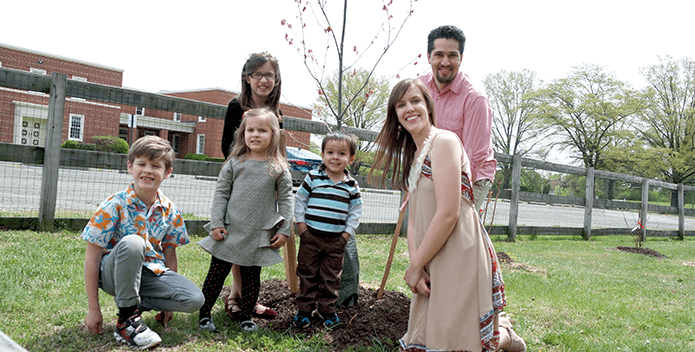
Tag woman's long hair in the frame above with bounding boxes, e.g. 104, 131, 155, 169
228, 108, 288, 174
237, 52, 282, 117
368, 79, 436, 191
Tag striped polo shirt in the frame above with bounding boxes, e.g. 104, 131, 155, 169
294, 166, 362, 238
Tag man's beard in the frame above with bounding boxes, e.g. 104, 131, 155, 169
435, 71, 455, 85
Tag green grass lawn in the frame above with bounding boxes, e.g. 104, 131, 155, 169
1, 230, 694, 351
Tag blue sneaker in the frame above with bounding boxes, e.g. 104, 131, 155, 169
316, 311, 341, 329
292, 310, 311, 328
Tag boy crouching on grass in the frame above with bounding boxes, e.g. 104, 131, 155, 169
292, 132, 362, 329
82, 135, 204, 350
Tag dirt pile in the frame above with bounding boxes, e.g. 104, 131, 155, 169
223, 279, 410, 351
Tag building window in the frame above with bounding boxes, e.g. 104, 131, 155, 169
68, 114, 84, 141
119, 127, 129, 141
171, 134, 179, 153
136, 107, 145, 116
196, 134, 205, 154
0, 61, 3, 67
174, 112, 182, 122
198, 116, 206, 122
30, 67, 47, 75
71, 75, 88, 82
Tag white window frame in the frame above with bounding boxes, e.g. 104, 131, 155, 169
198, 115, 206, 122
30, 67, 47, 75
68, 114, 85, 141
71, 75, 88, 82
174, 112, 182, 122
136, 107, 145, 116
196, 134, 205, 154
171, 134, 179, 153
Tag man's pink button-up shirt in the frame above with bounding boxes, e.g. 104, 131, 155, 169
419, 72, 497, 182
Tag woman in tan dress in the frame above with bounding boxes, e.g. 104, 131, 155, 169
370, 79, 526, 352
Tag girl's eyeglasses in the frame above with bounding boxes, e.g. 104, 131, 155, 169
249, 72, 276, 81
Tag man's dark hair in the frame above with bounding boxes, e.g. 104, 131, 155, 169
427, 25, 466, 55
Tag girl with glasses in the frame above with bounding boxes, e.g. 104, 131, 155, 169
218, 52, 284, 323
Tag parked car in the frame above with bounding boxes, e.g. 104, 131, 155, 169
286, 146, 323, 172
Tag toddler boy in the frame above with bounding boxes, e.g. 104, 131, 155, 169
82, 136, 204, 349
292, 132, 362, 329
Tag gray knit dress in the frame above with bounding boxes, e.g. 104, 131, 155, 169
199, 158, 293, 267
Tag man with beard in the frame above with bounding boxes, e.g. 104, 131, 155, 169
418, 25, 497, 212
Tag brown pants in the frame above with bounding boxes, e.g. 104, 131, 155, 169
295, 230, 348, 314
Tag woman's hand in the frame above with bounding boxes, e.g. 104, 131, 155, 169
404, 264, 424, 294
415, 270, 431, 296
211, 227, 227, 241
270, 233, 288, 248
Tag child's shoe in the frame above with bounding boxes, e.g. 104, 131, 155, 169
292, 310, 312, 328
238, 319, 258, 332
198, 317, 216, 331
316, 310, 341, 330
114, 309, 162, 350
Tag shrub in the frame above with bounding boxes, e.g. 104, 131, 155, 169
184, 153, 209, 161
61, 140, 80, 149
92, 136, 129, 154
61, 136, 128, 154
205, 157, 225, 163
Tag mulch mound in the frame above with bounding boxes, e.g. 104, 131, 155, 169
221, 279, 410, 351
616, 246, 667, 258
497, 251, 513, 263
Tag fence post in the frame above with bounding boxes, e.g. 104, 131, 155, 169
583, 167, 594, 240
678, 183, 684, 240
38, 73, 67, 232
640, 178, 649, 242
508, 154, 521, 241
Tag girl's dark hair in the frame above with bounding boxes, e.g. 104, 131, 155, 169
238, 52, 282, 117
368, 78, 436, 191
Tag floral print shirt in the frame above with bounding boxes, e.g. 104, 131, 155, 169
81, 184, 189, 275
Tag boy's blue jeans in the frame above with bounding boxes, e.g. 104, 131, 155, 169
99, 235, 204, 313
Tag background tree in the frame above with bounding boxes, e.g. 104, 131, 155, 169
484, 69, 546, 189
314, 69, 388, 176
314, 68, 389, 150
281, 0, 417, 127
637, 56, 695, 206
539, 64, 641, 170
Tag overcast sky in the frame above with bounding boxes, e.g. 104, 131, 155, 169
2, 0, 694, 110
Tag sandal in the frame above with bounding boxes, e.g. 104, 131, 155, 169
253, 304, 277, 319
498, 314, 526, 352
224, 297, 242, 321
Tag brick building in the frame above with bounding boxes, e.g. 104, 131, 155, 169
0, 43, 312, 159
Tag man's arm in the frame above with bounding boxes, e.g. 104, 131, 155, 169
84, 243, 104, 334
462, 96, 496, 182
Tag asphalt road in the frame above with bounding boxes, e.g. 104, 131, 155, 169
1, 161, 694, 231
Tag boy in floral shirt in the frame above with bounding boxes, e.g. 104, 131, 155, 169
82, 136, 204, 349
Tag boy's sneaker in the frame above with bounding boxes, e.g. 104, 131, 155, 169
198, 317, 216, 331
292, 310, 312, 329
114, 309, 162, 350
315, 310, 341, 330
